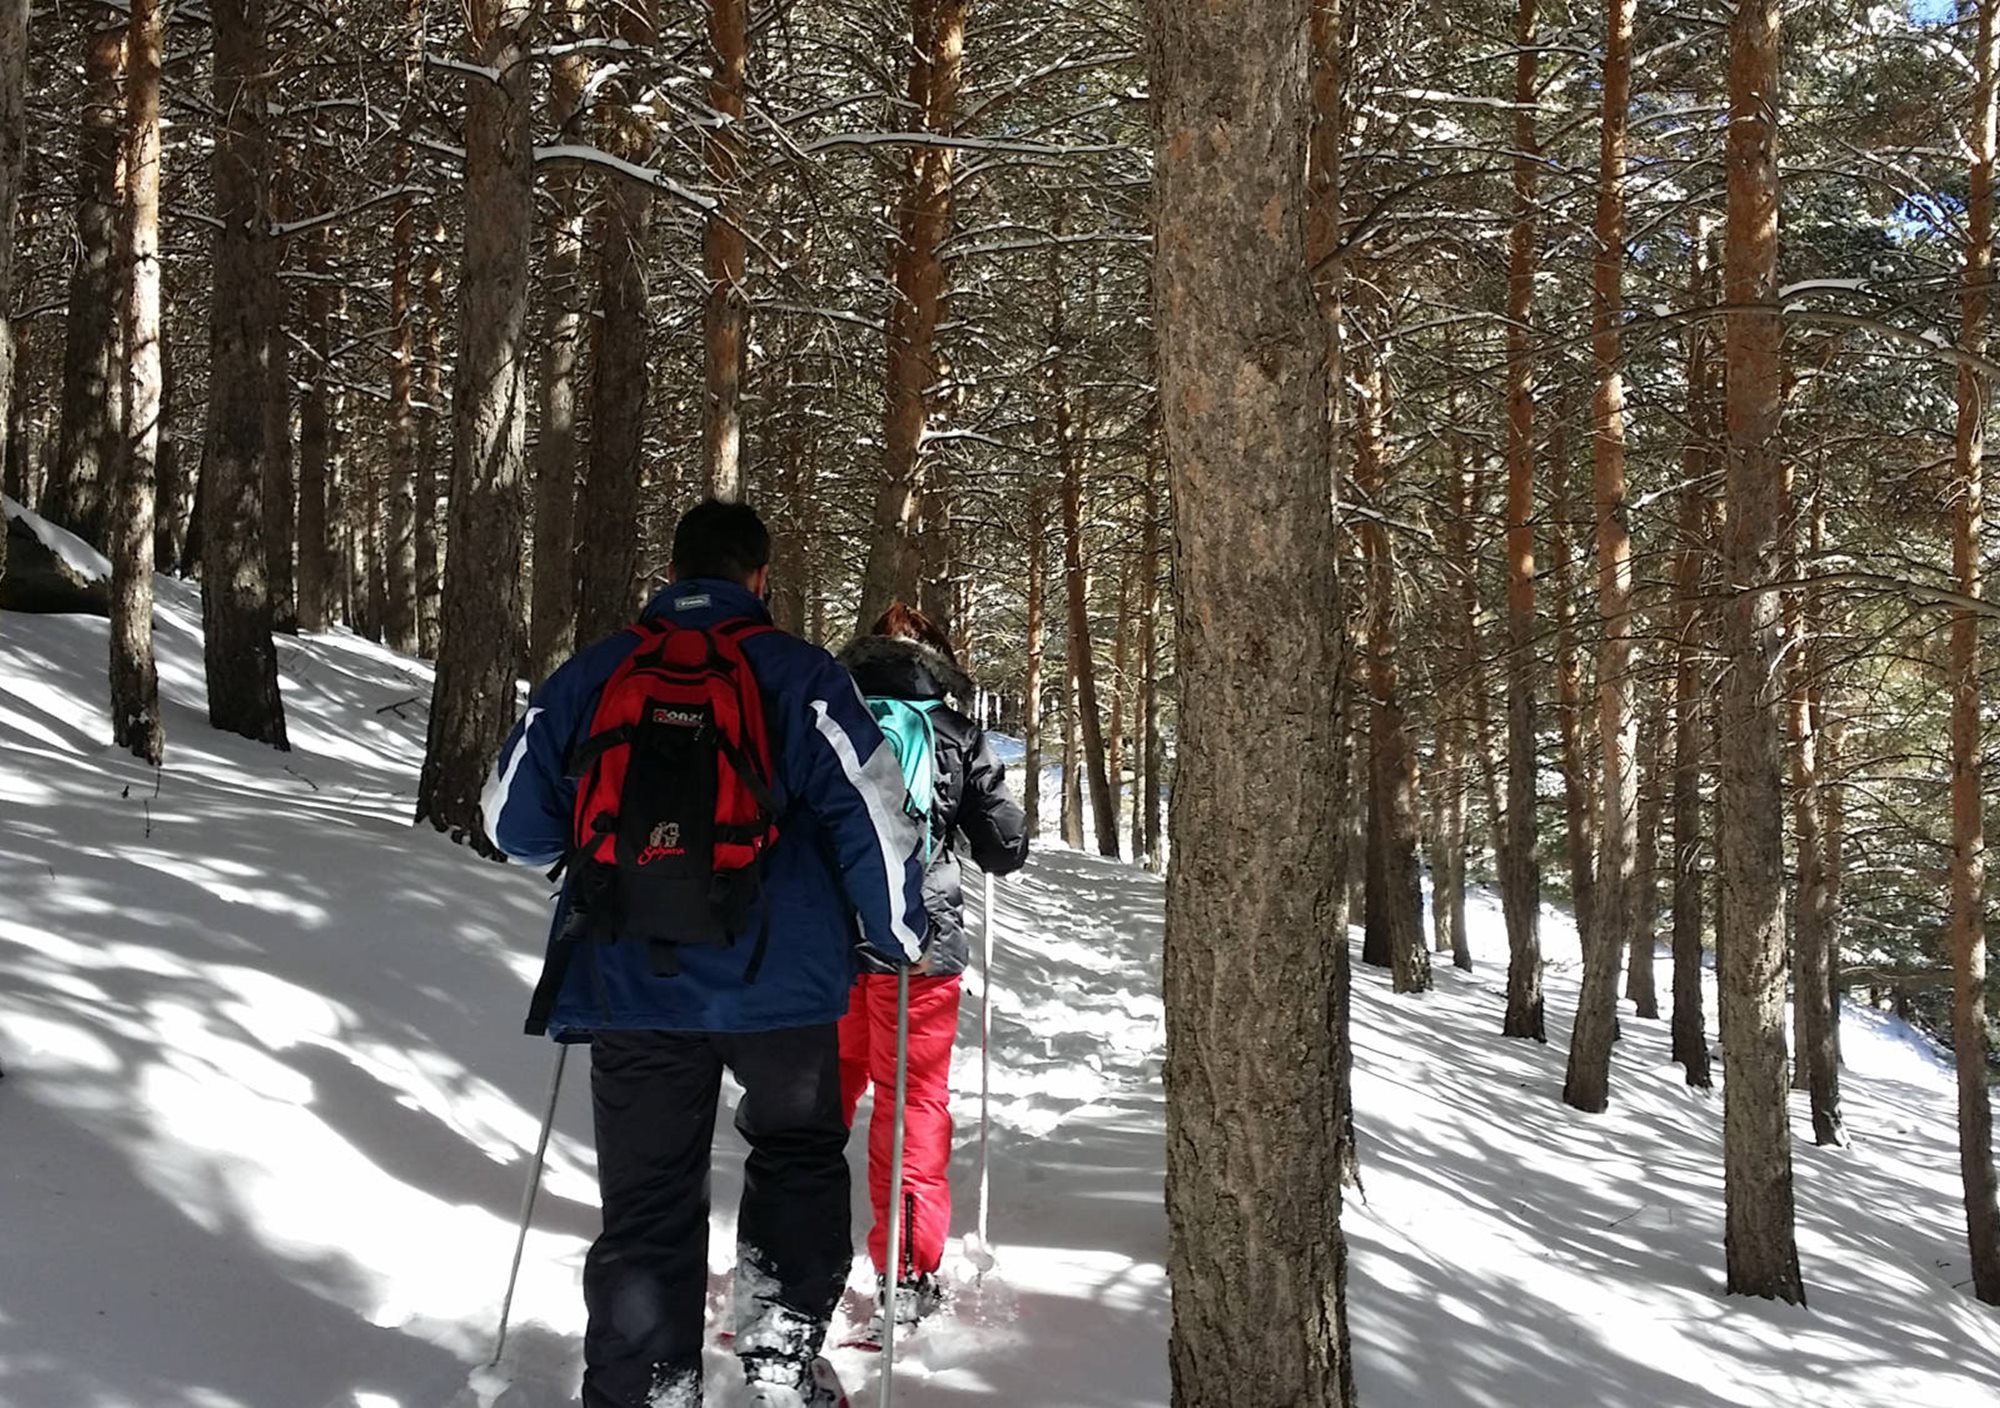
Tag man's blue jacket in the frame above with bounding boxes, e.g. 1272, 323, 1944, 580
481, 579, 929, 1037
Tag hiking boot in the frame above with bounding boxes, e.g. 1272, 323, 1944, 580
885, 1271, 946, 1329
741, 1353, 849, 1408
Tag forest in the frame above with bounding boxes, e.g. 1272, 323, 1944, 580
3, 0, 2000, 1402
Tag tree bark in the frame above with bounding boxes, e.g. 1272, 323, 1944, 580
574, 0, 657, 647
1354, 328, 1427, 993
1056, 318, 1120, 857
1555, 452, 1612, 1104
153, 316, 185, 574
1501, 0, 1546, 1042
1718, 0, 1805, 1303
528, 0, 589, 684
47, 10, 125, 548
1671, 213, 1717, 1090
0, 0, 22, 593
1786, 470, 1841, 1143
418, 220, 446, 658
1629, 685, 1664, 1017
1551, 433, 1602, 981
415, 0, 535, 844
384, 157, 421, 652
1062, 666, 1084, 848
857, 0, 968, 630
703, 0, 749, 500
297, 199, 337, 634
1952, 0, 2000, 1306
263, 192, 297, 634
1149, 0, 1353, 1392
1566, 0, 1638, 1114
1139, 447, 1164, 871
1023, 484, 1048, 838
200, 0, 287, 749
108, 0, 164, 765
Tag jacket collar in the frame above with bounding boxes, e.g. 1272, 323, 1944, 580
640, 577, 774, 627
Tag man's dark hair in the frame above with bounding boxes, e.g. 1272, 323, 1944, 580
671, 500, 771, 584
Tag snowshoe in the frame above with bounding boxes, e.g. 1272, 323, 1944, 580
841, 1272, 947, 1351
741, 1353, 849, 1408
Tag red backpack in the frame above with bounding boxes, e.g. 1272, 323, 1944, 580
558, 616, 781, 981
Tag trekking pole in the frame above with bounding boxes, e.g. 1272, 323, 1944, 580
491, 1043, 569, 1367
975, 870, 996, 1272
878, 965, 913, 1408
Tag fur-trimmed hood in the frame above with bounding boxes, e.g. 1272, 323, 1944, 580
837, 633, 974, 703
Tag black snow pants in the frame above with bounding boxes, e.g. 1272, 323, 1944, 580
581, 1025, 852, 1408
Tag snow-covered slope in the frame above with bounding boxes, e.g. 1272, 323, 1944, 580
1, 565, 1995, 1408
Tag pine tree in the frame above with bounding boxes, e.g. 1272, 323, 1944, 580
1717, 0, 1804, 1304
1150, 0, 1353, 1397
107, 0, 165, 765
416, 0, 536, 844
201, 0, 288, 750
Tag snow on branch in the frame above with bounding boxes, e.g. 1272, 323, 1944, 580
801, 131, 1128, 159
532, 145, 717, 212
272, 185, 436, 239
422, 53, 502, 84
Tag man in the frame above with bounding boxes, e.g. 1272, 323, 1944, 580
482, 500, 927, 1408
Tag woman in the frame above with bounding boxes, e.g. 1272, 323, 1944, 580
836, 602, 1029, 1333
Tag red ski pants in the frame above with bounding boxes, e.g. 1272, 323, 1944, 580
837, 972, 963, 1278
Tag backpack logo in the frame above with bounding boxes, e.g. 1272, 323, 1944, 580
651, 706, 704, 729
637, 820, 684, 866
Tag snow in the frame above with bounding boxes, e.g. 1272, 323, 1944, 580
3, 493, 112, 583
1, 581, 1996, 1407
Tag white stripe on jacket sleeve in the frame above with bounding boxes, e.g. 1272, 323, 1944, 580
810, 697, 926, 962
480, 706, 544, 854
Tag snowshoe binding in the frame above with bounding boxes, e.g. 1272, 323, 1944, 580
842, 1272, 946, 1351
741, 1353, 849, 1408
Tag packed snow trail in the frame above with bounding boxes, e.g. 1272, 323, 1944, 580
1, 553, 1995, 1406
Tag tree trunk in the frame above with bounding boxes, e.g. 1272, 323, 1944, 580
702, 0, 749, 500
1023, 484, 1048, 838
153, 317, 185, 574
1786, 470, 1841, 1143
417, 220, 446, 658
1718, 0, 1805, 1303
415, 0, 535, 844
1109, 551, 1131, 832
200, 0, 287, 750
1819, 657, 1846, 1068
1062, 667, 1085, 848
263, 213, 297, 635
1672, 213, 1717, 1090
527, 1, 588, 685
1354, 329, 1427, 993
297, 201, 337, 634
1139, 448, 1164, 871
1952, 0, 2000, 1307
1551, 434, 1602, 971
1629, 685, 1664, 1017
1501, 0, 1546, 1042
1443, 429, 1483, 971
1150, 0, 1353, 1391
108, 0, 164, 766
574, 2, 657, 648
1057, 336, 1120, 858
1556, 434, 1614, 1108
1450, 423, 1505, 859
857, 0, 967, 630
384, 166, 420, 652
0, 0, 22, 593
47, 10, 125, 548
1566, 0, 1637, 1114
3, 318, 31, 509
